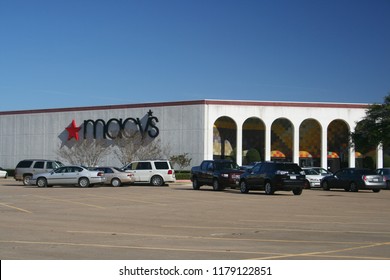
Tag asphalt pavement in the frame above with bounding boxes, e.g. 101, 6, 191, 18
0, 178, 389, 260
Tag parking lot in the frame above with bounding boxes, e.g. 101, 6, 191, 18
0, 178, 389, 260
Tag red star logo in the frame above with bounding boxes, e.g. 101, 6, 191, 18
66, 120, 81, 140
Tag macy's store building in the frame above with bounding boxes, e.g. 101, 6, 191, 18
0, 99, 385, 171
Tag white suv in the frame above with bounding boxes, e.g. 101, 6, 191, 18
123, 160, 176, 186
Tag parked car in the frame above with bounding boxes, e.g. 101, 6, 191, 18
14, 159, 64, 185
122, 160, 176, 186
321, 168, 385, 192
30, 165, 105, 188
0, 167, 8, 178
302, 167, 332, 188
238, 162, 305, 195
375, 168, 390, 189
191, 159, 244, 190
93, 166, 135, 186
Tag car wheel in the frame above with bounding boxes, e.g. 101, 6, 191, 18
212, 179, 221, 191
192, 178, 200, 190
23, 175, 32, 186
240, 180, 249, 193
322, 181, 330, 191
111, 178, 121, 187
292, 188, 302, 195
79, 177, 90, 188
151, 175, 163, 186
36, 177, 47, 188
372, 189, 380, 193
386, 181, 390, 190
350, 182, 358, 192
264, 181, 274, 195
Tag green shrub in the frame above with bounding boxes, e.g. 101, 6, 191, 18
246, 148, 261, 163
175, 170, 191, 180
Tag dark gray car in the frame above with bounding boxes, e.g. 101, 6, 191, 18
375, 168, 390, 189
321, 168, 385, 192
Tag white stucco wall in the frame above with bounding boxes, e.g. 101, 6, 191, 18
0, 100, 373, 170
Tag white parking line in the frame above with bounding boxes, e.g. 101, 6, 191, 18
0, 202, 32, 213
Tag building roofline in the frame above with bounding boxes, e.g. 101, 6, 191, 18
0, 99, 369, 115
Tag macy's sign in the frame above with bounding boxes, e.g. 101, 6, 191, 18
65, 110, 159, 141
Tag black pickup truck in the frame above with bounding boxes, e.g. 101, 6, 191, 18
190, 159, 244, 191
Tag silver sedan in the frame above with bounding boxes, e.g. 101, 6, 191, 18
30, 165, 105, 188
93, 167, 135, 186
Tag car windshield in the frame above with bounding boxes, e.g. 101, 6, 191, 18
304, 169, 319, 175
114, 167, 125, 172
215, 161, 239, 170
55, 161, 65, 168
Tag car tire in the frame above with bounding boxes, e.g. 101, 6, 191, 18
79, 177, 90, 188
322, 181, 330, 191
151, 175, 164, 186
111, 178, 121, 187
372, 189, 381, 193
192, 178, 200, 190
23, 175, 32, 186
264, 181, 274, 195
350, 182, 358, 192
240, 180, 249, 193
213, 179, 221, 191
36, 177, 47, 188
386, 181, 390, 190
292, 188, 302, 195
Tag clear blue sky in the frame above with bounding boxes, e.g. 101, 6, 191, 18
1, 0, 389, 111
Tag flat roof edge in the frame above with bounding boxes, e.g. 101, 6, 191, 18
0, 99, 369, 115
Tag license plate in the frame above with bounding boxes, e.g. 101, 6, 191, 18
373, 178, 379, 182
290, 175, 296, 179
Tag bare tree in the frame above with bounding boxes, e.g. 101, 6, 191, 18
57, 139, 111, 167
170, 153, 192, 171
113, 133, 171, 166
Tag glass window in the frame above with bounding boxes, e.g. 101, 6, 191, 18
136, 162, 152, 170
154, 162, 169, 169
16, 160, 33, 168
33, 161, 45, 169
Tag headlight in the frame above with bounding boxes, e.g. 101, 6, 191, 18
221, 173, 229, 178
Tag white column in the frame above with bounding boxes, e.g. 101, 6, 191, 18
377, 143, 384, 168
349, 145, 356, 168
293, 124, 299, 164
321, 125, 328, 169
265, 123, 271, 161
236, 124, 243, 166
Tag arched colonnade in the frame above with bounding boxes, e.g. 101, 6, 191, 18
211, 115, 383, 171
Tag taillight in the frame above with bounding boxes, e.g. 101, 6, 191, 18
362, 175, 368, 182
168, 170, 173, 175
97, 172, 104, 177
